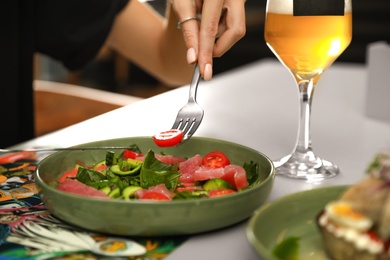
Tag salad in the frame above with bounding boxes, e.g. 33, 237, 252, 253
55, 144, 260, 201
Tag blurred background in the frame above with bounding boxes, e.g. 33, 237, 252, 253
34, 0, 390, 134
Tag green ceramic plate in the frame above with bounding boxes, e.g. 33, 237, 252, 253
35, 136, 275, 236
246, 185, 348, 260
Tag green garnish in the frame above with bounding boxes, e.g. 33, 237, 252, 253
272, 236, 300, 260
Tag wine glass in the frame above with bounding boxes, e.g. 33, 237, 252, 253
264, 0, 352, 181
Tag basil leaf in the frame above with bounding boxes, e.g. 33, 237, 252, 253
243, 161, 259, 186
140, 150, 179, 190
76, 166, 108, 189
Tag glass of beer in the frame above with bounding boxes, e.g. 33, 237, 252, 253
264, 0, 352, 181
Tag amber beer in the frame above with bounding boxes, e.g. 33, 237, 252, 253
265, 12, 352, 80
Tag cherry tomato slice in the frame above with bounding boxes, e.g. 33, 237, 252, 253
201, 151, 231, 168
140, 191, 171, 200
153, 129, 184, 147
58, 166, 78, 182
122, 149, 141, 159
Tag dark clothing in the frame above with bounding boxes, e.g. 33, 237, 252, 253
0, 0, 128, 148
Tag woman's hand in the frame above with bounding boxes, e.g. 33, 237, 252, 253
171, 0, 246, 80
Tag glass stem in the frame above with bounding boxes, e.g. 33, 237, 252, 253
295, 79, 315, 157
275, 76, 339, 179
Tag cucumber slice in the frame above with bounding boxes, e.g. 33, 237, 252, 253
93, 160, 106, 170
110, 158, 142, 175
105, 151, 117, 166
108, 187, 121, 198
100, 186, 111, 195
122, 186, 142, 200
203, 178, 232, 191
110, 164, 141, 175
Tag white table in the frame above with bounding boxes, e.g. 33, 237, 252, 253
17, 59, 390, 259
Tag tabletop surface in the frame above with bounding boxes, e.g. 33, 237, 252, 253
15, 58, 390, 259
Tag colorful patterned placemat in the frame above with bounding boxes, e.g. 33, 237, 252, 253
0, 151, 188, 260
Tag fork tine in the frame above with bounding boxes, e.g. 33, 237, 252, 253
183, 117, 203, 139
179, 118, 191, 132
173, 117, 194, 133
171, 63, 203, 141
181, 118, 195, 134
172, 117, 185, 130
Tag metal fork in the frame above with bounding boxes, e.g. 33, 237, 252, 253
171, 63, 204, 141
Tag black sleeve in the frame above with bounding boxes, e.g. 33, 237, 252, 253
34, 0, 129, 71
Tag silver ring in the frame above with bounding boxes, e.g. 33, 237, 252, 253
177, 14, 201, 30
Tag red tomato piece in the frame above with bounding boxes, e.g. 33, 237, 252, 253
140, 191, 171, 201
153, 129, 184, 147
122, 149, 141, 159
58, 167, 79, 182
367, 231, 382, 243
209, 189, 236, 197
94, 164, 108, 172
201, 151, 231, 168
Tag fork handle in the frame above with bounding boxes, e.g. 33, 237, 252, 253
188, 63, 201, 103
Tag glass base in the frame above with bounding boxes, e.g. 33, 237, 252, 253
274, 153, 339, 182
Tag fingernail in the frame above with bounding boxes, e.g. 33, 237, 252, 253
203, 63, 212, 81
186, 48, 197, 64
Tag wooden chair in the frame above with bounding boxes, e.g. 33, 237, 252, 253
34, 80, 143, 136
